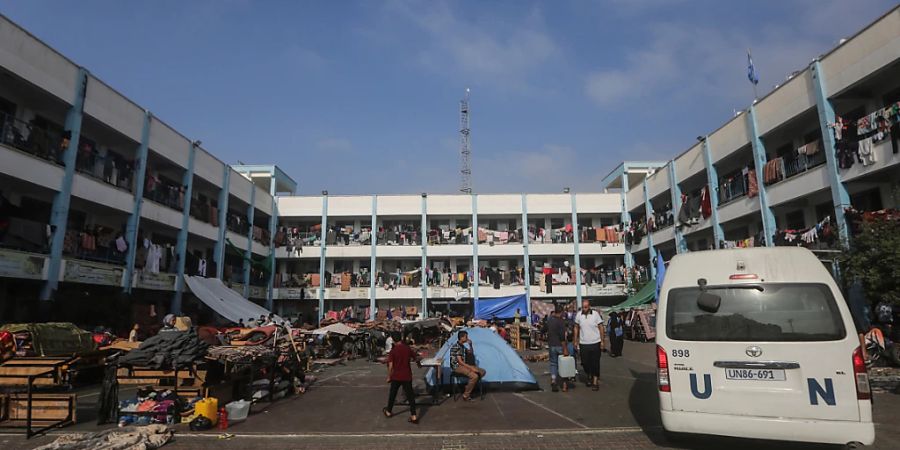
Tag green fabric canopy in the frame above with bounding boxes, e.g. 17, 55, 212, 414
608, 281, 656, 312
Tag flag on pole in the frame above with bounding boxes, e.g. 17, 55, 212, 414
747, 49, 759, 85
654, 253, 666, 303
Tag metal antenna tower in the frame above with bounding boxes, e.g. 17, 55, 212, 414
459, 88, 472, 194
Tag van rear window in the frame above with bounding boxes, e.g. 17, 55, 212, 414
666, 283, 846, 341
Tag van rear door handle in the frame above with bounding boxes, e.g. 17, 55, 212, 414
713, 361, 800, 370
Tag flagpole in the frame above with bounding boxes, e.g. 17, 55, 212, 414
748, 48, 758, 101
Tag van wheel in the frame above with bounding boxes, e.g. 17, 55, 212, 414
844, 442, 865, 449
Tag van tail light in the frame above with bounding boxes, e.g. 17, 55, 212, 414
852, 346, 870, 401
657, 345, 670, 392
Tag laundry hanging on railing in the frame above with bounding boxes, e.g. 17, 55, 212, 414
772, 216, 833, 247
796, 139, 821, 156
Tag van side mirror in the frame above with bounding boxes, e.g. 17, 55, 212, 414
697, 292, 721, 313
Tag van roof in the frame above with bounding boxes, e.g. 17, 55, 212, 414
665, 247, 830, 287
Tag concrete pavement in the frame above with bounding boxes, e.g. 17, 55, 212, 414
3, 340, 899, 449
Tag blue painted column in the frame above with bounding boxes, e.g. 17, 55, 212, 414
668, 161, 688, 253
242, 186, 256, 298
123, 111, 151, 292
810, 61, 851, 248
620, 171, 634, 271
570, 193, 582, 304
266, 176, 278, 311
171, 142, 197, 314
369, 195, 377, 321
214, 168, 230, 280
747, 105, 778, 246
317, 194, 328, 324
701, 137, 725, 248
420, 194, 428, 317
643, 179, 657, 279
41, 68, 88, 301
471, 194, 479, 302
520, 194, 532, 325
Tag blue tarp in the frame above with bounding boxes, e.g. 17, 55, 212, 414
425, 327, 538, 390
473, 294, 528, 320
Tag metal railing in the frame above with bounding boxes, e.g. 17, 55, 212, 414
0, 112, 67, 165
73, 144, 134, 192
783, 151, 827, 179
718, 175, 748, 205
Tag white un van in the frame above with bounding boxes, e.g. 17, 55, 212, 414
656, 247, 874, 446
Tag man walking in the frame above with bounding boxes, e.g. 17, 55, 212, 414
383, 332, 420, 423
574, 299, 605, 390
546, 306, 567, 392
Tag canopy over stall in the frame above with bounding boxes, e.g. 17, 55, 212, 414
473, 294, 528, 321
606, 281, 655, 313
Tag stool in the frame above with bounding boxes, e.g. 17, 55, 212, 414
450, 374, 485, 401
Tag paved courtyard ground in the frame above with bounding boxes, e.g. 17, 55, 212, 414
3, 341, 899, 449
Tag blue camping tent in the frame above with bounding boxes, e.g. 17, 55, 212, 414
425, 327, 538, 391
473, 294, 528, 320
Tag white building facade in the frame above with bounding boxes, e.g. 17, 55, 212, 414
0, 15, 291, 324
606, 7, 900, 278
273, 193, 630, 321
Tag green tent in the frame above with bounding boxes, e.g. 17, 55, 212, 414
607, 281, 656, 312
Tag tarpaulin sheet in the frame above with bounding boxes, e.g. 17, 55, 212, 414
310, 323, 355, 336
0, 322, 95, 357
184, 276, 281, 324
473, 294, 528, 320
607, 282, 655, 312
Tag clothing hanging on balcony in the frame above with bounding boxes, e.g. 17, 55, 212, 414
747, 169, 759, 198
700, 186, 712, 219
796, 139, 820, 156
145, 244, 161, 274
858, 137, 876, 166
763, 158, 783, 184
115, 236, 127, 253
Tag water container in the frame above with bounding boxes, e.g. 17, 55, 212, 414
558, 355, 576, 379
225, 400, 251, 423
195, 397, 218, 425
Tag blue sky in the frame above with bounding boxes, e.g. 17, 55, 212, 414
2, 0, 895, 194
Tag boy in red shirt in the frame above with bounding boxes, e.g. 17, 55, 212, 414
382, 332, 421, 423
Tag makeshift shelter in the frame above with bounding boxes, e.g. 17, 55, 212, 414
425, 327, 538, 391
607, 281, 655, 313
184, 276, 282, 324
473, 294, 528, 321
310, 323, 355, 336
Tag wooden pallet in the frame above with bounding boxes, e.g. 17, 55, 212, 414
0, 357, 72, 388
116, 366, 207, 398
0, 393, 76, 429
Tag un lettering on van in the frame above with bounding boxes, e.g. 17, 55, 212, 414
689, 373, 712, 399
808, 378, 836, 406
687, 374, 836, 406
